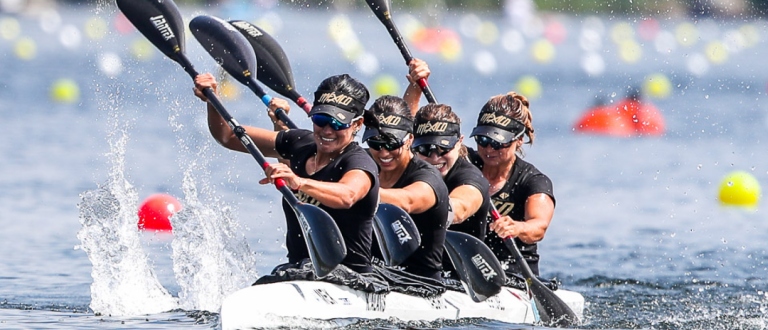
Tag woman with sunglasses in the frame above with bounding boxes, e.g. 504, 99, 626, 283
193, 73, 380, 275
468, 92, 555, 277
363, 95, 450, 281
410, 103, 491, 241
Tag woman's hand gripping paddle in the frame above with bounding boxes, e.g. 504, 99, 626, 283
187, 16, 295, 128
365, 0, 437, 103
115, 0, 346, 278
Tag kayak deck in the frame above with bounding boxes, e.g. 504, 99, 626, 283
221, 280, 584, 329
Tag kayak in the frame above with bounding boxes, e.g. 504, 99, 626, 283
220, 280, 585, 329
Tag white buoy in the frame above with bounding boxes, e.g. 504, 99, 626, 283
59, 24, 82, 49
38, 8, 62, 33
580, 52, 605, 76
98, 52, 124, 77
501, 29, 525, 54
473, 50, 497, 76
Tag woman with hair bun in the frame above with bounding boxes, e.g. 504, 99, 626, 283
468, 92, 555, 277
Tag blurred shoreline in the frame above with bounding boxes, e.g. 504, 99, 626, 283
3, 0, 768, 20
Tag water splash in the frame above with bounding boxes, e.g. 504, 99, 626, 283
171, 165, 259, 312
76, 125, 177, 316
167, 100, 259, 312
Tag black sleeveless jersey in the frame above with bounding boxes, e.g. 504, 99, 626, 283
276, 129, 380, 273
468, 148, 555, 276
443, 156, 491, 240
389, 156, 450, 280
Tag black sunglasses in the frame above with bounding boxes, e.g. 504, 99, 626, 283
311, 114, 351, 131
413, 144, 452, 157
474, 135, 513, 150
367, 139, 403, 151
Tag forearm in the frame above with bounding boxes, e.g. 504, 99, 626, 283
298, 178, 363, 209
403, 82, 423, 116
380, 187, 433, 214
449, 186, 484, 224
515, 219, 548, 244
450, 197, 474, 224
207, 102, 242, 151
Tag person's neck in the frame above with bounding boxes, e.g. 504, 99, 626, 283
314, 144, 348, 173
380, 152, 412, 188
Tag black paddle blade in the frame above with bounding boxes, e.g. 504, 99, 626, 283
365, 0, 392, 21
372, 203, 421, 266
503, 239, 578, 327
115, 0, 185, 61
228, 20, 302, 101
293, 203, 347, 278
189, 15, 258, 87
444, 231, 505, 302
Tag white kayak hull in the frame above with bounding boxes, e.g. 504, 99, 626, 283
221, 281, 584, 329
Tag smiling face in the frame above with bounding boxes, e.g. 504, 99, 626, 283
415, 135, 463, 176
313, 117, 362, 155
368, 134, 412, 173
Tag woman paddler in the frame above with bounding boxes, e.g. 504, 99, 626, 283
194, 73, 380, 274
468, 92, 556, 277
403, 59, 491, 241
362, 95, 451, 281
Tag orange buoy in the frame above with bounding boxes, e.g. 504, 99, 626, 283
411, 27, 460, 54
137, 193, 182, 231
573, 97, 665, 137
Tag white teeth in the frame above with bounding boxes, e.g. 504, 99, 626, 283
321, 137, 335, 142
380, 157, 394, 163
433, 164, 445, 169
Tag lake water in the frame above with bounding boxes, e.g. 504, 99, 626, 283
1, 2, 767, 329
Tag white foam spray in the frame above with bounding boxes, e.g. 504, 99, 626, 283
167, 100, 259, 312
76, 110, 177, 316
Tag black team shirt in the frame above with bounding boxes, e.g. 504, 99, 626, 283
276, 129, 380, 274
387, 156, 450, 280
468, 148, 555, 276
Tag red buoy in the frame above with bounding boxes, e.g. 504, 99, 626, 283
573, 97, 665, 137
137, 193, 182, 231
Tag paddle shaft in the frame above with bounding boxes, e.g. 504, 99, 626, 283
243, 77, 297, 129
490, 205, 578, 326
173, 56, 299, 202
373, 7, 437, 103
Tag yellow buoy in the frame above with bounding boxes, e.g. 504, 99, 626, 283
610, 22, 634, 44
0, 17, 21, 40
643, 73, 672, 99
131, 38, 155, 61
718, 171, 761, 208
439, 36, 462, 62
705, 40, 728, 65
515, 75, 542, 100
675, 22, 698, 47
476, 21, 499, 45
14, 37, 36, 60
618, 39, 642, 64
219, 79, 240, 101
372, 74, 400, 98
50, 78, 81, 104
84, 16, 108, 40
531, 39, 555, 64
